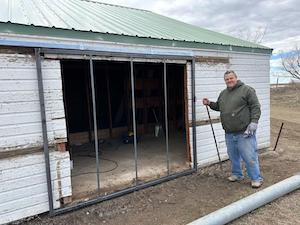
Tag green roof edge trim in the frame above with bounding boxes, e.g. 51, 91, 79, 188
0, 23, 273, 54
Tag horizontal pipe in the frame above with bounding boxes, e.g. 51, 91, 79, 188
187, 173, 300, 225
53, 168, 195, 216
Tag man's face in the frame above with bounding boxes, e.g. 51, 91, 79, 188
224, 73, 237, 88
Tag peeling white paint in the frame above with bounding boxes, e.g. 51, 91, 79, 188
0, 151, 71, 225
0, 53, 67, 151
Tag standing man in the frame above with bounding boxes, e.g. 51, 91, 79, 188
203, 70, 263, 188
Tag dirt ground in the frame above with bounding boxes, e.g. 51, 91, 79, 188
14, 84, 300, 225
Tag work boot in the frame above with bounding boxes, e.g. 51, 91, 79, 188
251, 180, 263, 188
227, 175, 243, 182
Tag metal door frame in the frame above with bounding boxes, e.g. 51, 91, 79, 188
35, 47, 197, 215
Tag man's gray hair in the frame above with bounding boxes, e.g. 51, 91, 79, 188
224, 70, 237, 78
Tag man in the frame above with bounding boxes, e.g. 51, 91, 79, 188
203, 70, 263, 188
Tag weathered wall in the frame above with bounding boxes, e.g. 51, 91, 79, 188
187, 51, 270, 165
0, 53, 67, 152
0, 151, 72, 224
0, 52, 71, 225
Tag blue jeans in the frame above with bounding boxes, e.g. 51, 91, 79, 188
225, 132, 262, 182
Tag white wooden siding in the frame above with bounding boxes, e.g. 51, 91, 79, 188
187, 51, 270, 166
0, 53, 70, 224
0, 53, 67, 151
0, 151, 72, 225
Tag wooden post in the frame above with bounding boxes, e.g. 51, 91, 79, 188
60, 62, 70, 152
184, 65, 191, 162
182, 68, 185, 131
143, 75, 148, 134
126, 73, 131, 132
85, 65, 93, 142
105, 65, 113, 138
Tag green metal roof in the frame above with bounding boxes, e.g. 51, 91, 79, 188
0, 0, 272, 54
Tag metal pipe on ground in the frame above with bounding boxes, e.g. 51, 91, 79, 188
187, 173, 300, 225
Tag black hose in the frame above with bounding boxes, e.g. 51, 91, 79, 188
72, 156, 118, 177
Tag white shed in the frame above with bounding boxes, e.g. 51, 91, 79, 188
0, 0, 272, 224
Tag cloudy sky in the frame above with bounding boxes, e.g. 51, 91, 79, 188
98, 0, 300, 83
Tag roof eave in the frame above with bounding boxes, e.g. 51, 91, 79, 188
0, 23, 273, 55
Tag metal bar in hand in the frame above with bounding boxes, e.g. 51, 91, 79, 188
205, 105, 221, 163
273, 122, 284, 151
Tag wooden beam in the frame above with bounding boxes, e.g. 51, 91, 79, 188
189, 118, 221, 127
195, 56, 229, 64
84, 67, 93, 142
183, 65, 191, 162
0, 147, 43, 159
69, 127, 128, 144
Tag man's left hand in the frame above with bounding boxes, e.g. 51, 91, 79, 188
244, 122, 258, 137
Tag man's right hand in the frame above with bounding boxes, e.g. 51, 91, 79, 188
202, 98, 210, 105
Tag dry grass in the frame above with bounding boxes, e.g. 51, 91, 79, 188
271, 82, 300, 106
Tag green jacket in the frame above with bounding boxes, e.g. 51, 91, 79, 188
209, 80, 261, 133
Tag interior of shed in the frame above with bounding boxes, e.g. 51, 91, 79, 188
61, 59, 190, 200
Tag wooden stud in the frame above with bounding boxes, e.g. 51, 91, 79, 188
143, 76, 148, 134
126, 72, 131, 132
60, 61, 71, 153
184, 64, 191, 162
195, 56, 229, 64
189, 118, 221, 127
105, 65, 113, 138
84, 64, 93, 143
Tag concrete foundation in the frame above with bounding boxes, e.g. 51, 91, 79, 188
70, 132, 189, 200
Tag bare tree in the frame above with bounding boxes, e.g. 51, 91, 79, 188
236, 26, 267, 44
251, 26, 267, 44
281, 46, 300, 80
